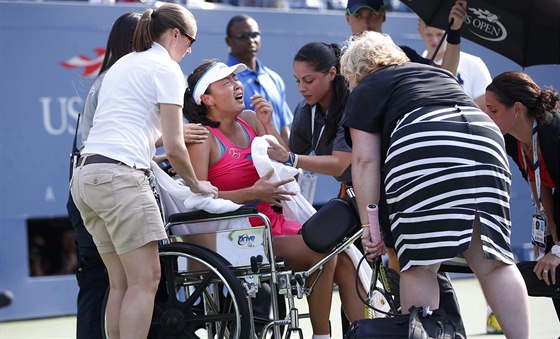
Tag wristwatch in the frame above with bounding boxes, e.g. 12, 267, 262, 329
551, 245, 560, 257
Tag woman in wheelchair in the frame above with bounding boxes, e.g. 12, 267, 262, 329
182, 59, 365, 338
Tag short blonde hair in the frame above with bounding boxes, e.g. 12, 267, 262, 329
341, 31, 409, 86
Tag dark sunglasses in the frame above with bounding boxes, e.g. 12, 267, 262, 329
181, 30, 196, 47
233, 31, 260, 40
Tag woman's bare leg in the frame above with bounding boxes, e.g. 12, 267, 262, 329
100, 251, 127, 339
463, 215, 529, 338
118, 241, 161, 338
273, 235, 336, 335
334, 251, 367, 322
399, 263, 441, 313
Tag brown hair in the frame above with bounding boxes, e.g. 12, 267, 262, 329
132, 4, 196, 52
486, 71, 560, 124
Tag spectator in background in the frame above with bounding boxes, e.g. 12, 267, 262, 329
225, 15, 293, 144
418, 18, 492, 109
54, 228, 78, 275
29, 234, 49, 277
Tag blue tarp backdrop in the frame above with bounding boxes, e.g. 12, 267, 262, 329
0, 0, 558, 320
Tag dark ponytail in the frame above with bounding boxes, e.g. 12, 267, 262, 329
293, 42, 349, 143
487, 71, 559, 124
100, 12, 141, 74
536, 88, 560, 123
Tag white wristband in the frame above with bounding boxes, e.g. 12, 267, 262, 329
551, 244, 560, 257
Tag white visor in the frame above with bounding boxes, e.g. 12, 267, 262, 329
192, 62, 247, 105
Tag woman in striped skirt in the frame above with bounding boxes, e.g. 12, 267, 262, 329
341, 31, 529, 337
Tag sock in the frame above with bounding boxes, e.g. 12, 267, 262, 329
312, 335, 331, 339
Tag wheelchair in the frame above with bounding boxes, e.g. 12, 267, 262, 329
101, 187, 364, 339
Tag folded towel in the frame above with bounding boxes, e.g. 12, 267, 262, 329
150, 161, 248, 234
251, 135, 316, 225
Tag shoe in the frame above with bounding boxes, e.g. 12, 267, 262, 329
486, 312, 504, 334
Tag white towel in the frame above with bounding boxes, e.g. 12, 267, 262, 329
150, 161, 248, 234
250, 136, 373, 292
251, 135, 316, 224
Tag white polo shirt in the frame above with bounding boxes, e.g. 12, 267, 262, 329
424, 51, 492, 101
83, 42, 186, 169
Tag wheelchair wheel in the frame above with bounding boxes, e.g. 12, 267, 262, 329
150, 242, 252, 339
101, 242, 252, 339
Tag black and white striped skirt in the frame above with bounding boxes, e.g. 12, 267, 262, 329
385, 105, 514, 271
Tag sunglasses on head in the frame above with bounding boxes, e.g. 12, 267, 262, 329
233, 31, 260, 40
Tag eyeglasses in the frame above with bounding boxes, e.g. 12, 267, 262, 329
181, 31, 196, 47
233, 31, 260, 41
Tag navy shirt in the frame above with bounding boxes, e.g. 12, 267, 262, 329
289, 100, 352, 183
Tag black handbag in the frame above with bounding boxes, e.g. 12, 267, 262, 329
344, 315, 409, 338
345, 307, 455, 339
301, 196, 360, 253
517, 261, 560, 298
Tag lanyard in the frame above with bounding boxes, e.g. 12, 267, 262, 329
520, 120, 543, 213
311, 105, 326, 153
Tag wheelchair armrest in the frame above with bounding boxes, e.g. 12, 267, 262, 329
168, 206, 258, 223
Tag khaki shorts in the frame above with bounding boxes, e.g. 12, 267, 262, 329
70, 161, 166, 255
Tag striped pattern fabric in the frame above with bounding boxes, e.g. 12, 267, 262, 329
384, 105, 514, 272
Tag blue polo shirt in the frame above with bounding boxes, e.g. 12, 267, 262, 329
226, 54, 293, 132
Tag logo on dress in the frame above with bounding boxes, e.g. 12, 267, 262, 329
465, 8, 507, 42
229, 148, 241, 159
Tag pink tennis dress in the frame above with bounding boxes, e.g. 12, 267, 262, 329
207, 118, 301, 236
